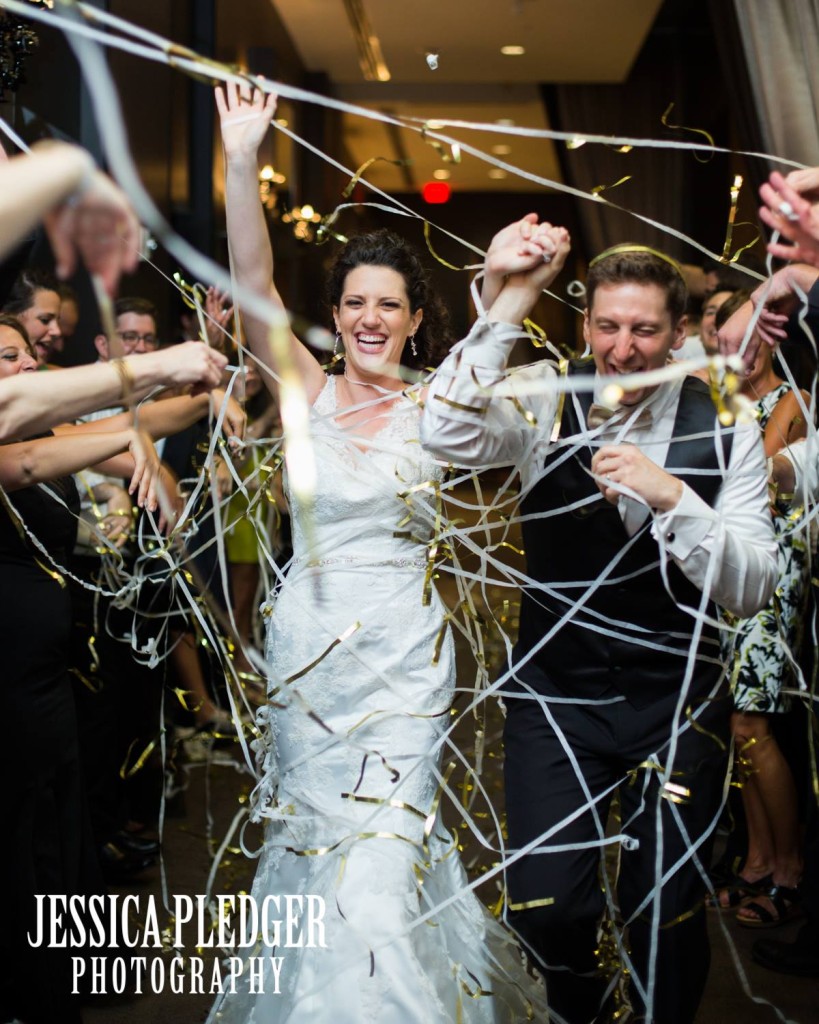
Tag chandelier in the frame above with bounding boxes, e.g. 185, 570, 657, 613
0, 2, 47, 104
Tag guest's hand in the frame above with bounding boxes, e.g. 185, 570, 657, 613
719, 261, 819, 368
127, 429, 162, 511
717, 299, 788, 368
43, 166, 141, 296
783, 166, 819, 203
210, 388, 247, 448
750, 263, 819, 315
212, 456, 235, 500
760, 170, 819, 267
591, 445, 683, 512
203, 286, 234, 352
99, 484, 133, 549
142, 342, 228, 395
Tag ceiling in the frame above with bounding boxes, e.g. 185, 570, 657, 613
270, 0, 663, 192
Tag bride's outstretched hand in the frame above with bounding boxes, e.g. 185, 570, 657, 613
215, 82, 278, 160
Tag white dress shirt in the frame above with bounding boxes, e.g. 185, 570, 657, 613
421, 320, 777, 618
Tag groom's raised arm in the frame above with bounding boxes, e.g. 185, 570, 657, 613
420, 221, 570, 467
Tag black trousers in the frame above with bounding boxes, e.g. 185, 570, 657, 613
503, 679, 730, 1024
69, 559, 165, 840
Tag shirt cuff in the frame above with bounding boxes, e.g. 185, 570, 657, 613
651, 482, 716, 558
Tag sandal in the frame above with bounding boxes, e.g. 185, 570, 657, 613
736, 884, 803, 929
707, 873, 772, 911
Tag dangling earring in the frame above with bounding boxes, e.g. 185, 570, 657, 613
333, 331, 341, 356
409, 333, 418, 358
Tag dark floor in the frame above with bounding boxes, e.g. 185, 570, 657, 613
81, 725, 816, 1024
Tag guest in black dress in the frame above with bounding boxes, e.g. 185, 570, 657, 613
0, 315, 165, 1023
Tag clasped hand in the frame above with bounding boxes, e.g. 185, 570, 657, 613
481, 214, 571, 314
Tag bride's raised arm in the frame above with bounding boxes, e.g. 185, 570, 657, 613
216, 82, 326, 403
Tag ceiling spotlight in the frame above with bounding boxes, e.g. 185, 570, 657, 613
426, 52, 439, 71
500, 45, 525, 56
433, 169, 450, 180
494, 118, 515, 127
488, 169, 508, 180
491, 144, 512, 155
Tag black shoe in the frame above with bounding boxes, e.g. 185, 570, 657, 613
114, 830, 160, 856
752, 928, 819, 977
98, 839, 156, 881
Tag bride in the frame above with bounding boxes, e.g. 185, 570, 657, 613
209, 81, 549, 1023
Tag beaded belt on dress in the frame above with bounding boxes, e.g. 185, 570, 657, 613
290, 555, 426, 569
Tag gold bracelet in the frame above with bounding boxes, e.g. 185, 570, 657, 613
111, 357, 134, 404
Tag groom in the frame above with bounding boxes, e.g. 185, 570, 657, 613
420, 222, 776, 1023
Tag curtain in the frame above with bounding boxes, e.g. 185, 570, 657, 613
733, 0, 819, 167
545, 79, 686, 262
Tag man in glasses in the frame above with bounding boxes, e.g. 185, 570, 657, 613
94, 296, 159, 358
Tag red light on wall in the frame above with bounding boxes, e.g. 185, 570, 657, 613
422, 181, 451, 204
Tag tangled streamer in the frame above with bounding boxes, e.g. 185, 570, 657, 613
1, 2, 818, 1022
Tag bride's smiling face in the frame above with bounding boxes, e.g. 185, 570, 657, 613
333, 265, 423, 380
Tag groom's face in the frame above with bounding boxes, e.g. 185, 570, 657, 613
584, 281, 687, 406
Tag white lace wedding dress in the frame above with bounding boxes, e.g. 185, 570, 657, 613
209, 376, 546, 1023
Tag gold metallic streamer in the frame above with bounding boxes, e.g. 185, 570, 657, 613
591, 174, 633, 197
431, 392, 488, 417
522, 317, 548, 349
507, 895, 555, 911
120, 735, 159, 779
283, 622, 362, 686
661, 102, 715, 162
423, 220, 473, 272
341, 792, 429, 821
550, 357, 571, 443
684, 702, 728, 754
502, 396, 537, 428
341, 156, 407, 199
422, 761, 457, 856
725, 174, 743, 245
421, 124, 462, 165
172, 270, 206, 311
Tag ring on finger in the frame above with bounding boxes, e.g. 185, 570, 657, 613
778, 199, 799, 222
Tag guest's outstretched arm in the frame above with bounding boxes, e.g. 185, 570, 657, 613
0, 343, 227, 441
0, 140, 139, 295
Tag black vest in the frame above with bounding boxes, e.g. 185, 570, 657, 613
514, 360, 733, 709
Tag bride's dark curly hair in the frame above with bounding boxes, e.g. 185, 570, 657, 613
325, 229, 454, 371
